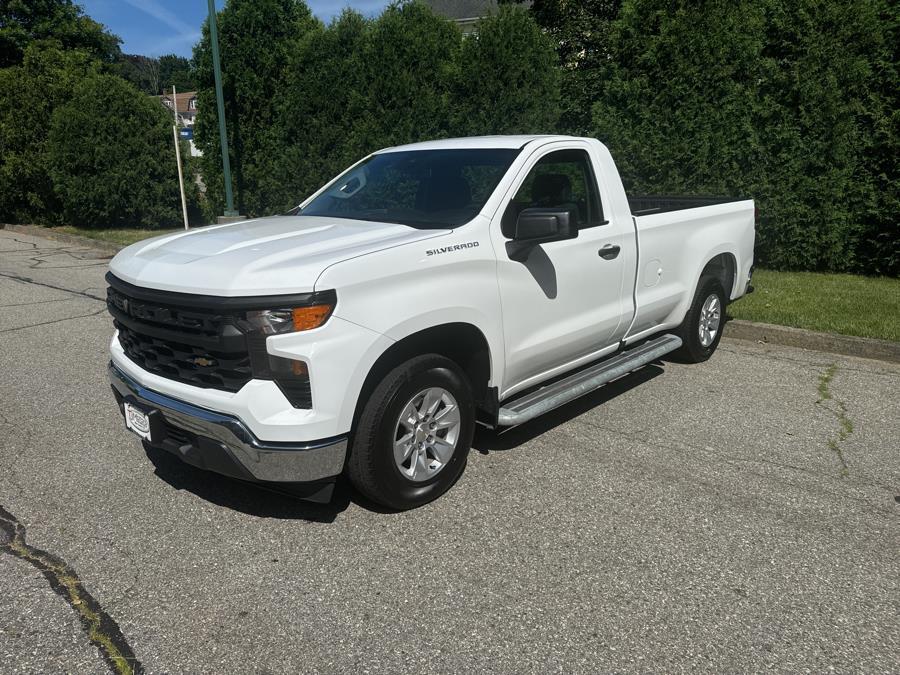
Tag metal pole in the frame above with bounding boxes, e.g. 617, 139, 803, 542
172, 86, 190, 229
207, 0, 237, 217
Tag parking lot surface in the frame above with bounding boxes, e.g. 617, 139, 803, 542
1, 230, 898, 673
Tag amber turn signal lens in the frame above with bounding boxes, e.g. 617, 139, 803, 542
291, 304, 333, 331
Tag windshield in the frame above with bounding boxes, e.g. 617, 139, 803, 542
299, 148, 519, 229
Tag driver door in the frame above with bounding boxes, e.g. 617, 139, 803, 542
492, 143, 629, 396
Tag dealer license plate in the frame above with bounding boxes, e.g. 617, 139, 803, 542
124, 402, 153, 441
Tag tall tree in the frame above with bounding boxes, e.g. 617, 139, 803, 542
0, 0, 121, 68
591, 0, 897, 274
511, 0, 622, 134
270, 10, 369, 211
118, 53, 160, 95
452, 5, 560, 136
193, 0, 320, 217
0, 42, 101, 224
47, 72, 181, 227
158, 54, 195, 92
354, 2, 461, 149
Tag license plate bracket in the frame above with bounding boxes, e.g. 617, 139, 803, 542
124, 401, 154, 442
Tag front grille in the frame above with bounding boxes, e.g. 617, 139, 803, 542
106, 274, 317, 408
108, 283, 253, 393
116, 324, 252, 391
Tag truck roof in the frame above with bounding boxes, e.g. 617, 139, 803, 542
377, 135, 580, 152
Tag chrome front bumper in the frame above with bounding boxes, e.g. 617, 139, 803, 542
109, 363, 347, 483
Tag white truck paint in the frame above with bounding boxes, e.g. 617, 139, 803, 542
107, 135, 754, 507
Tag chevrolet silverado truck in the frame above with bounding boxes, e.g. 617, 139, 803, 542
107, 135, 755, 509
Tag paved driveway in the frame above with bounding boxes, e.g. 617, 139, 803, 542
1, 230, 898, 673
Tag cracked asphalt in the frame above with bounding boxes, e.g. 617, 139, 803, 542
1, 229, 898, 673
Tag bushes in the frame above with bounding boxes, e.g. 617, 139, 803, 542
452, 5, 560, 136
267, 3, 467, 212
582, 0, 897, 275
0, 43, 100, 225
268, 10, 378, 211
197, 1, 561, 216
47, 73, 181, 227
0, 0, 191, 230
1, 0, 894, 275
192, 0, 320, 218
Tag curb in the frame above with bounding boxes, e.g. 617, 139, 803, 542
3, 222, 898, 364
1, 223, 122, 257
724, 319, 900, 364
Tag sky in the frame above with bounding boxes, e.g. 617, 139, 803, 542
79, 0, 391, 58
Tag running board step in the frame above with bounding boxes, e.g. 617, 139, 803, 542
497, 333, 682, 426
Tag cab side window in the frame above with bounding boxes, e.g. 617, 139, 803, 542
502, 149, 604, 238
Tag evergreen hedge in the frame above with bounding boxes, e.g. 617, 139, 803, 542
589, 0, 898, 275
48, 73, 181, 228
0, 0, 895, 275
193, 2, 561, 216
0, 42, 186, 229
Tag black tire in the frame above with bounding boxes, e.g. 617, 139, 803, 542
347, 354, 475, 510
675, 275, 727, 363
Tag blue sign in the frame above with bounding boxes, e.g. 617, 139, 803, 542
179, 128, 194, 140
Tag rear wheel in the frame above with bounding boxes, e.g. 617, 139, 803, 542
675, 275, 726, 363
348, 354, 475, 510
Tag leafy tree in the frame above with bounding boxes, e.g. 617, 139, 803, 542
118, 53, 160, 94
158, 54, 195, 92
451, 5, 560, 136
272, 2, 465, 212
118, 53, 195, 95
0, 0, 121, 68
506, 0, 622, 134
592, 1, 765, 195
863, 12, 899, 276
0, 42, 100, 224
193, 0, 320, 217
354, 2, 461, 149
591, 0, 898, 274
47, 73, 181, 227
269, 10, 370, 211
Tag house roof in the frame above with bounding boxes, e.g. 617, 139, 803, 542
423, 0, 500, 21
158, 91, 197, 115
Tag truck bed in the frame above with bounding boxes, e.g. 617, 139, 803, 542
628, 195, 742, 216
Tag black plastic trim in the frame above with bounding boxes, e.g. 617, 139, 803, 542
628, 195, 747, 216
106, 272, 336, 311
108, 303, 239, 350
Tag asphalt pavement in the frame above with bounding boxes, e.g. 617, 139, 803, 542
1, 229, 898, 673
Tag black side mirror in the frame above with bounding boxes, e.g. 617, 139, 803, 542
506, 207, 577, 261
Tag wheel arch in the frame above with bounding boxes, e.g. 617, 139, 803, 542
351, 322, 494, 432
697, 251, 738, 301
661, 250, 737, 340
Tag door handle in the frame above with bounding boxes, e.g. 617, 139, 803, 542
598, 244, 621, 260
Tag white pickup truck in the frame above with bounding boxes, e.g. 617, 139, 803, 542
107, 135, 755, 509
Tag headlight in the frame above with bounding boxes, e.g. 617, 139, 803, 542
245, 309, 294, 335
245, 301, 334, 335
241, 290, 336, 408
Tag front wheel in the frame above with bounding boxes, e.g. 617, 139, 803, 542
347, 354, 475, 510
675, 275, 727, 363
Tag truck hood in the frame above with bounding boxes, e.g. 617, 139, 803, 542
108, 215, 449, 296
